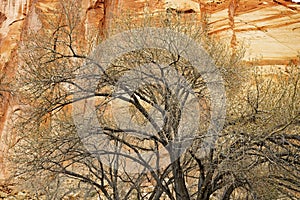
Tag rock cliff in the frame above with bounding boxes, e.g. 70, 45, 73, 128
0, 0, 300, 181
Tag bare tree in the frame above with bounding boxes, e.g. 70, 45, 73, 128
10, 1, 300, 199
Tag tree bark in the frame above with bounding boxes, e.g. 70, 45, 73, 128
171, 158, 190, 200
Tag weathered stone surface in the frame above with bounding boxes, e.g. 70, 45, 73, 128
0, 0, 300, 181
0, 190, 8, 198
208, 0, 300, 63
164, 0, 200, 13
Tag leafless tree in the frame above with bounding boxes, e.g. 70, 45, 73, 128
9, 1, 300, 199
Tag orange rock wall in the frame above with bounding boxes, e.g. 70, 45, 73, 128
1, 0, 300, 180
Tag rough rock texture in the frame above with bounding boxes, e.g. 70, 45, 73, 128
0, 0, 300, 181
206, 0, 300, 64
0, 0, 29, 181
165, 0, 200, 13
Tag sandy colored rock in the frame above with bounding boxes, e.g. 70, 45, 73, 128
164, 0, 200, 13
0, 190, 8, 198
1, 0, 300, 180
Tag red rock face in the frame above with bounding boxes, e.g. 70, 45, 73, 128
0, 12, 7, 32
0, 0, 28, 180
0, 0, 300, 180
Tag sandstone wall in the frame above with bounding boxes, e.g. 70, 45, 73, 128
0, 0, 30, 180
0, 0, 300, 180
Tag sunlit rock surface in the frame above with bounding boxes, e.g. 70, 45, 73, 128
0, 0, 300, 181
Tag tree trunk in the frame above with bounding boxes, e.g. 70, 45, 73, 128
171, 158, 190, 200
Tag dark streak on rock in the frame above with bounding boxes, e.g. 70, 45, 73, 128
0, 12, 7, 28
8, 18, 25, 26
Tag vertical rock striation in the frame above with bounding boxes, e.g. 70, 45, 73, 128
0, 0, 30, 180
